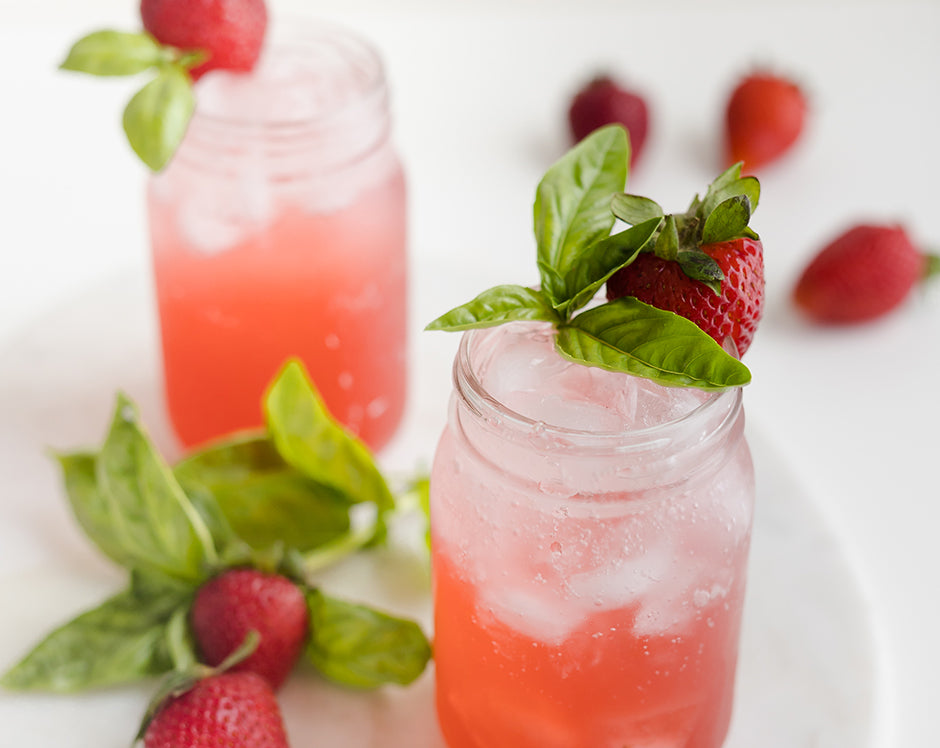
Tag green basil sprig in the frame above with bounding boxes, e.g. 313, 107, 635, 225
61, 30, 205, 171
305, 589, 431, 689
427, 125, 754, 390
2, 360, 430, 693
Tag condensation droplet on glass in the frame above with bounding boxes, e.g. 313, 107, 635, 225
693, 589, 711, 608
550, 541, 562, 556
324, 333, 340, 350
338, 371, 354, 390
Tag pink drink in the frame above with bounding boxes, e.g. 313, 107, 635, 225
431, 322, 755, 748
147, 21, 407, 450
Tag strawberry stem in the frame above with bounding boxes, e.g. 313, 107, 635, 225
923, 252, 940, 281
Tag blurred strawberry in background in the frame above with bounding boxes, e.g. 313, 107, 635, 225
724, 71, 806, 172
568, 75, 650, 167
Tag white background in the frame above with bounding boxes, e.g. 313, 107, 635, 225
2, 1, 939, 746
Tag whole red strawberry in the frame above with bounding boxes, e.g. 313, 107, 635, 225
793, 224, 937, 323
568, 75, 649, 167
191, 568, 309, 690
724, 71, 806, 171
142, 671, 289, 748
140, 0, 268, 80
608, 237, 764, 355
606, 163, 765, 355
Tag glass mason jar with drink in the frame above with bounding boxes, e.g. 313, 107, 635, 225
147, 19, 408, 451
427, 126, 764, 747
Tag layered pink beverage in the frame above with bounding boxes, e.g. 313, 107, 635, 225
431, 322, 755, 748
148, 21, 407, 450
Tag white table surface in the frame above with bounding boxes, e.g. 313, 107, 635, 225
1, 1, 938, 746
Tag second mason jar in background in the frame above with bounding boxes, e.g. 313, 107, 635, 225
148, 19, 408, 451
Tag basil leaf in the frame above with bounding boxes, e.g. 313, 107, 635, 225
702, 194, 751, 245
96, 393, 217, 582
556, 298, 751, 390
1, 569, 193, 692
56, 452, 137, 569
123, 65, 194, 172
611, 193, 664, 225
425, 285, 558, 331
164, 605, 198, 672
175, 435, 352, 553
60, 30, 165, 76
304, 589, 431, 688
534, 125, 629, 304
556, 217, 662, 317
264, 361, 395, 528
535, 262, 568, 308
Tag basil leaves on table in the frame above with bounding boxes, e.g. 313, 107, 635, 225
2, 360, 431, 693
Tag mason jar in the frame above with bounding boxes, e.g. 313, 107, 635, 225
430, 321, 755, 748
147, 19, 407, 451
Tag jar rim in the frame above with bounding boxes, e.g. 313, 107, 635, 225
453, 323, 743, 453
189, 16, 388, 132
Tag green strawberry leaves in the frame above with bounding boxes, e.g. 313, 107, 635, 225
3, 361, 431, 693
427, 125, 755, 390
60, 29, 206, 171
702, 194, 752, 245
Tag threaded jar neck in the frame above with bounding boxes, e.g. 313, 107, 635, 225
172, 18, 391, 179
451, 323, 746, 493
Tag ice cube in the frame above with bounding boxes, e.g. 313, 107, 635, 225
477, 580, 584, 645
474, 323, 711, 433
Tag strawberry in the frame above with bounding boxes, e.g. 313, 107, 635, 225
608, 237, 764, 355
606, 163, 765, 355
793, 224, 938, 323
568, 75, 649, 166
724, 71, 806, 171
191, 568, 309, 690
140, 0, 268, 80
142, 671, 289, 748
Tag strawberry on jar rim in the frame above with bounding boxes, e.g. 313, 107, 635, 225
606, 162, 765, 356
140, 0, 268, 80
